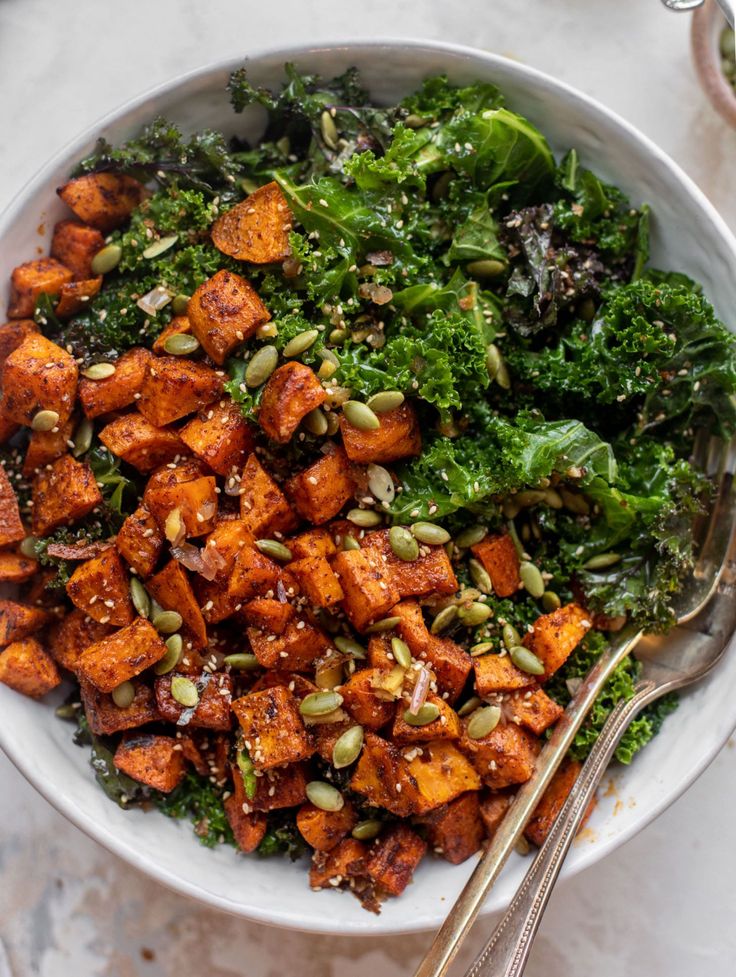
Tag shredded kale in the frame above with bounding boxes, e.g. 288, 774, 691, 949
157, 772, 235, 849
257, 811, 308, 860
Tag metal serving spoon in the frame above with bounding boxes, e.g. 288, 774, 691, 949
661, 0, 735, 29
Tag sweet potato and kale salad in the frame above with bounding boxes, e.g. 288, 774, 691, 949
1, 65, 735, 906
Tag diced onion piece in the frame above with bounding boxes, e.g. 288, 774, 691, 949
409, 665, 431, 715
136, 285, 174, 315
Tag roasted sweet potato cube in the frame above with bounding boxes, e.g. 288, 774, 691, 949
77, 617, 167, 692
460, 721, 540, 790
417, 791, 484, 864
0, 600, 50, 647
152, 315, 192, 354
50, 219, 105, 279
259, 362, 326, 444
365, 823, 427, 895
239, 453, 297, 536
338, 668, 396, 730
0, 550, 37, 584
155, 671, 232, 729
78, 347, 150, 418
287, 556, 344, 608
179, 398, 256, 476
349, 732, 422, 817
113, 734, 185, 793
340, 402, 421, 464
393, 600, 431, 655
32, 454, 102, 536
523, 603, 592, 678
1, 333, 77, 425
188, 269, 271, 364
194, 520, 254, 622
143, 462, 218, 539
47, 609, 112, 672
81, 678, 159, 735
0, 637, 60, 698
332, 548, 400, 632
98, 413, 184, 472
471, 534, 520, 598
285, 446, 355, 524
227, 545, 281, 602
309, 838, 368, 890
478, 791, 512, 839
240, 598, 294, 634
503, 686, 564, 735
473, 653, 535, 696
392, 693, 461, 743
297, 800, 358, 852
6, 258, 73, 319
0, 318, 39, 368
137, 356, 223, 427
249, 671, 318, 702
247, 618, 331, 671
22, 415, 75, 476
55, 276, 103, 318
57, 173, 147, 231
65, 547, 134, 626
251, 763, 309, 813
417, 634, 472, 704
0, 461, 25, 547
146, 559, 207, 650
524, 759, 595, 847
212, 181, 292, 263
288, 528, 337, 560
115, 505, 163, 578
231, 686, 313, 770
362, 529, 458, 599
225, 773, 268, 852
407, 740, 482, 814
0, 415, 19, 444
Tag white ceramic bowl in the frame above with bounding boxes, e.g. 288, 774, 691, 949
2, 40, 736, 936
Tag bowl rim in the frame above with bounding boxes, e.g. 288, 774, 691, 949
2, 36, 736, 935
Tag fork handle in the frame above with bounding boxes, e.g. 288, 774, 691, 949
465, 678, 657, 977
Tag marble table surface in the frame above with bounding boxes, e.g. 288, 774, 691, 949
1, 0, 735, 975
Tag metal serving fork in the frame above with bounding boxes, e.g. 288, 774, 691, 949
414, 436, 736, 977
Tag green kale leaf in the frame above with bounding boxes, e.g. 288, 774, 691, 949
157, 772, 235, 849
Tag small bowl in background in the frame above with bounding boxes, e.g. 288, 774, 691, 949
692, 0, 736, 127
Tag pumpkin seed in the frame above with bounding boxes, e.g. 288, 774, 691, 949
72, 417, 93, 457
55, 702, 79, 720
455, 524, 486, 548
431, 171, 453, 202
163, 333, 200, 356
329, 328, 348, 345
502, 498, 521, 520
468, 558, 493, 594
19, 536, 37, 559
367, 463, 395, 503
347, 508, 383, 528
389, 525, 419, 562
223, 652, 261, 670
404, 113, 429, 129
152, 610, 183, 634
300, 690, 344, 717
171, 675, 199, 707
502, 623, 521, 650
82, 362, 116, 380
391, 636, 412, 669
171, 293, 190, 316
583, 552, 622, 570
320, 110, 339, 149
541, 590, 562, 612
111, 681, 135, 709
431, 604, 458, 634
342, 400, 380, 431
332, 725, 364, 768
341, 534, 361, 551
364, 616, 401, 634
352, 819, 383, 841
325, 411, 340, 436
519, 561, 545, 598
457, 695, 483, 718
306, 780, 345, 812
467, 705, 501, 739
366, 390, 405, 414
458, 601, 492, 626
559, 487, 590, 515
486, 343, 501, 381
334, 635, 367, 659
467, 259, 507, 279
543, 488, 564, 509
129, 577, 150, 618
302, 407, 328, 436
245, 345, 278, 387
90, 243, 122, 275
143, 234, 178, 259
255, 538, 292, 562
31, 410, 59, 432
470, 641, 494, 657
510, 645, 545, 675
154, 634, 183, 675
317, 359, 337, 380
495, 356, 511, 390
515, 489, 546, 508
403, 702, 440, 726
515, 835, 532, 856
410, 522, 450, 546
283, 329, 319, 357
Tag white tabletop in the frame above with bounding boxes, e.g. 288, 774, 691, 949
1, 1, 736, 975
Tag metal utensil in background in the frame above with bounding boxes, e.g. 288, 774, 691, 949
662, 0, 735, 28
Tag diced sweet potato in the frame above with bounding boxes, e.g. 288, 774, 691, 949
115, 505, 164, 578
460, 721, 540, 790
473, 653, 536, 696
247, 618, 331, 671
152, 315, 192, 354
31, 454, 102, 536
224, 770, 268, 852
143, 462, 218, 539
81, 678, 159, 735
258, 362, 326, 444
249, 762, 309, 813
22, 415, 75, 476
0, 637, 60, 698
365, 823, 427, 896
349, 732, 422, 817
0, 600, 50, 647
285, 446, 355, 524
332, 548, 400, 631
391, 693, 461, 743
309, 838, 368, 890
57, 173, 147, 231
55, 276, 103, 318
113, 733, 185, 793
287, 556, 344, 607
0, 550, 37, 584
98, 413, 184, 472
227, 545, 281, 602
188, 269, 270, 364
0, 415, 19, 444
6, 258, 73, 319
338, 668, 396, 730
471, 534, 520, 598
240, 598, 295, 634
297, 800, 358, 852
478, 791, 512, 839
77, 617, 168, 692
231, 686, 313, 770
340, 402, 421, 464
524, 759, 595, 847
137, 356, 223, 427
417, 791, 484, 864
367, 633, 394, 670
393, 600, 431, 655
0, 318, 39, 368
47, 609, 112, 672
523, 603, 592, 678
288, 528, 337, 560
361, 529, 458, 599
211, 181, 293, 263
78, 347, 150, 418
0, 461, 25, 547
417, 634, 472, 704
50, 220, 105, 279
194, 520, 255, 623
503, 686, 564, 735
146, 559, 207, 650
179, 398, 256, 476
65, 546, 134, 626
239, 453, 297, 537
407, 740, 482, 813
155, 671, 232, 729
1, 333, 77, 425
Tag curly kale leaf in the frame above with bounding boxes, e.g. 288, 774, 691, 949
156, 772, 235, 848
257, 811, 308, 860
73, 716, 151, 808
399, 75, 503, 120
34, 522, 109, 589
